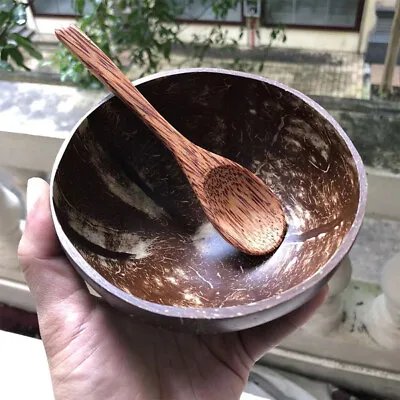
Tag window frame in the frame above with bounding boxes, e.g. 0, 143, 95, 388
262, 0, 366, 32
30, 0, 365, 31
30, 0, 245, 25
175, 1, 245, 26
30, 0, 80, 18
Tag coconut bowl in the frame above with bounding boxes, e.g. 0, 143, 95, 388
50, 68, 367, 334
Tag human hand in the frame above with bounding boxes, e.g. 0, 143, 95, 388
18, 178, 326, 400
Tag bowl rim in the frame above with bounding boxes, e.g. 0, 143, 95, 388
50, 67, 368, 320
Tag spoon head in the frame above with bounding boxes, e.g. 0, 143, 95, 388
202, 164, 286, 255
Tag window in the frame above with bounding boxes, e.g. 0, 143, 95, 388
32, 0, 242, 22
32, 0, 92, 16
264, 0, 363, 29
177, 0, 242, 23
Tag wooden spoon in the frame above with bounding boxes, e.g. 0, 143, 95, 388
55, 25, 286, 255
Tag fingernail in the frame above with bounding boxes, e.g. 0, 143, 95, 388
27, 178, 42, 214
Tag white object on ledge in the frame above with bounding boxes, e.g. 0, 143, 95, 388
0, 183, 22, 270
2, 166, 46, 206
366, 252, 400, 350
0, 331, 53, 399
302, 255, 352, 335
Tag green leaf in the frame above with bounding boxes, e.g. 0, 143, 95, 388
23, 45, 42, 59
73, 62, 84, 72
9, 33, 28, 45
20, 41, 42, 59
1, 47, 10, 61
7, 46, 23, 64
9, 33, 43, 59
0, 60, 14, 71
0, 11, 9, 26
74, 0, 85, 15
8, 46, 30, 70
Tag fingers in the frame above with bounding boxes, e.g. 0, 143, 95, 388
239, 286, 328, 362
18, 178, 93, 314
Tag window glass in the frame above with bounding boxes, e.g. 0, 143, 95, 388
265, 0, 360, 28
178, 0, 242, 22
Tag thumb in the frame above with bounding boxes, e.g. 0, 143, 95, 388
18, 178, 93, 316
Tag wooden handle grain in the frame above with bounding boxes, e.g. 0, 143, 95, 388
55, 25, 191, 154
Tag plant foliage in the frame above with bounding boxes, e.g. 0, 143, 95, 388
0, 0, 42, 72
53, 0, 286, 88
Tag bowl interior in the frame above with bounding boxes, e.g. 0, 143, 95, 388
53, 70, 361, 309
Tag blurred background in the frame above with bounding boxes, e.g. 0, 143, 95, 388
1, 1, 400, 399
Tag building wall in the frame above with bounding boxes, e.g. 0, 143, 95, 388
259, 28, 358, 52
179, 24, 360, 52
31, 17, 361, 53
28, 16, 76, 33
377, 0, 396, 6
29, 0, 386, 54
359, 0, 396, 53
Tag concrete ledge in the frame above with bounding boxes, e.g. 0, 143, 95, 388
366, 168, 400, 221
276, 280, 400, 372
0, 130, 64, 171
1, 81, 399, 217
262, 347, 400, 400
258, 279, 400, 397
0, 80, 104, 171
0, 266, 25, 284
0, 278, 35, 312
314, 94, 400, 113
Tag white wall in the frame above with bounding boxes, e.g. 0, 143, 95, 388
29, 5, 373, 54
377, 0, 396, 6
172, 24, 361, 53
27, 16, 76, 36
262, 28, 359, 52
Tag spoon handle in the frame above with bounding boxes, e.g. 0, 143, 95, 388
55, 25, 192, 154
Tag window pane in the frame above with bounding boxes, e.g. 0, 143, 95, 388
58, 0, 78, 15
294, 0, 328, 26
33, 0, 92, 16
178, 0, 242, 22
327, 1, 359, 27
265, 0, 360, 28
33, 0, 66, 15
266, 0, 294, 24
